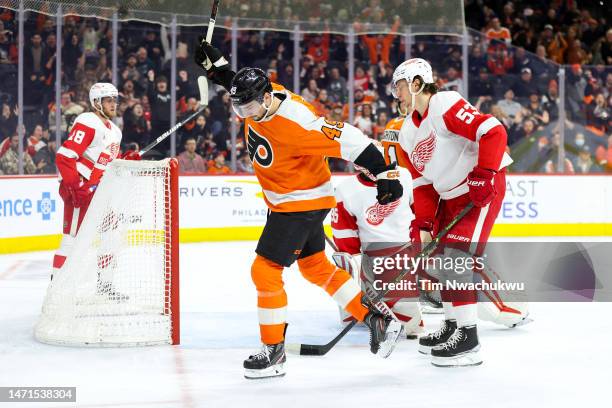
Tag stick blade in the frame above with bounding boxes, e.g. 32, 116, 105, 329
197, 76, 209, 106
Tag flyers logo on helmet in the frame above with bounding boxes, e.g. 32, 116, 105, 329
247, 126, 273, 167
411, 131, 436, 172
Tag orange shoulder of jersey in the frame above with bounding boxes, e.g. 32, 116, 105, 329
245, 83, 373, 212
381, 115, 411, 168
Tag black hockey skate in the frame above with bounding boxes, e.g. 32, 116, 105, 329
244, 342, 287, 379
96, 281, 129, 302
418, 319, 457, 355
431, 325, 482, 367
363, 309, 404, 358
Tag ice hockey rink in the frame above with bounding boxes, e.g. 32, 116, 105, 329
1, 239, 610, 408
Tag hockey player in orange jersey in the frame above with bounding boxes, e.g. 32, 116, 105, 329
195, 40, 405, 379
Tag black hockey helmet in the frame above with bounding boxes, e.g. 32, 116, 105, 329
229, 67, 272, 106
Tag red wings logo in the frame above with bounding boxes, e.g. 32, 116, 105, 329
365, 199, 401, 226
411, 132, 436, 172
109, 143, 120, 160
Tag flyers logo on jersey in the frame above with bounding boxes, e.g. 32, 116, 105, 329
365, 199, 401, 226
411, 131, 436, 172
247, 127, 273, 167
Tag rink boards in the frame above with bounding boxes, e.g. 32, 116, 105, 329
1, 173, 611, 253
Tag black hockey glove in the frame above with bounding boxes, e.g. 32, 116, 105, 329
375, 163, 403, 205
194, 37, 235, 90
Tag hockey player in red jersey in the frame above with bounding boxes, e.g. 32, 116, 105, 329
390, 58, 512, 367
195, 40, 404, 379
331, 162, 424, 338
53, 83, 138, 299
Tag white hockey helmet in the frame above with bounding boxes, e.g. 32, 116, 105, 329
89, 82, 119, 107
391, 58, 434, 99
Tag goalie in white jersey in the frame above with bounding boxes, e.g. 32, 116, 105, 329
53, 83, 139, 299
390, 58, 515, 367
331, 163, 424, 338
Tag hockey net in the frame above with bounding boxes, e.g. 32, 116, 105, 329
35, 158, 180, 346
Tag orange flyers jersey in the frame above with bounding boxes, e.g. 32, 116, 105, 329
246, 83, 375, 212
381, 115, 411, 168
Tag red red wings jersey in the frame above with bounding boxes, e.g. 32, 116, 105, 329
398, 91, 512, 200
331, 168, 414, 255
56, 112, 122, 186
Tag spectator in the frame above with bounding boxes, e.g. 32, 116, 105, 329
0, 103, 17, 141
567, 39, 588, 65
542, 80, 560, 121
277, 62, 295, 91
62, 33, 82, 81
469, 45, 487, 76
123, 103, 150, 149
441, 66, 465, 95
33, 135, 56, 174
587, 93, 610, 133
327, 67, 347, 104
372, 111, 389, 140
524, 92, 550, 129
146, 71, 172, 153
513, 67, 536, 99
301, 79, 319, 103
236, 152, 253, 173
470, 67, 494, 99
26, 124, 45, 157
600, 28, 612, 65
0, 22, 17, 66
574, 146, 600, 174
361, 16, 400, 66
48, 92, 84, 138
188, 114, 213, 143
0, 132, 36, 175
353, 66, 371, 91
177, 137, 207, 174
24, 33, 50, 106
509, 117, 536, 146
306, 34, 330, 64
487, 42, 514, 76
485, 18, 511, 45
497, 89, 522, 121
122, 53, 141, 85
354, 103, 374, 138
547, 31, 568, 64
197, 132, 219, 162
208, 90, 231, 137
207, 152, 231, 174
311, 89, 332, 118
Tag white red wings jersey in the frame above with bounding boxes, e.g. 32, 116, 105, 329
398, 91, 512, 200
245, 83, 376, 212
331, 168, 414, 255
56, 112, 122, 185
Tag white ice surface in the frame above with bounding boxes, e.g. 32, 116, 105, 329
0, 240, 611, 408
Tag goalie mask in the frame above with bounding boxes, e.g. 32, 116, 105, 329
391, 58, 434, 110
229, 67, 274, 122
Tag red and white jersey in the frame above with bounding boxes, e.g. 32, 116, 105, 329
56, 112, 122, 185
398, 91, 512, 200
331, 168, 414, 255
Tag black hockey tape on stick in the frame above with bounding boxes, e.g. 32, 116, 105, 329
205, 0, 220, 43
138, 77, 209, 157
287, 202, 475, 356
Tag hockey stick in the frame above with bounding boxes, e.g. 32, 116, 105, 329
138, 76, 209, 157
288, 202, 475, 356
139, 0, 220, 157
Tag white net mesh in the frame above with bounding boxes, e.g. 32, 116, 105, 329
35, 158, 179, 347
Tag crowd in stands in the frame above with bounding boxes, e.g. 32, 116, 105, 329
0, 0, 610, 175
